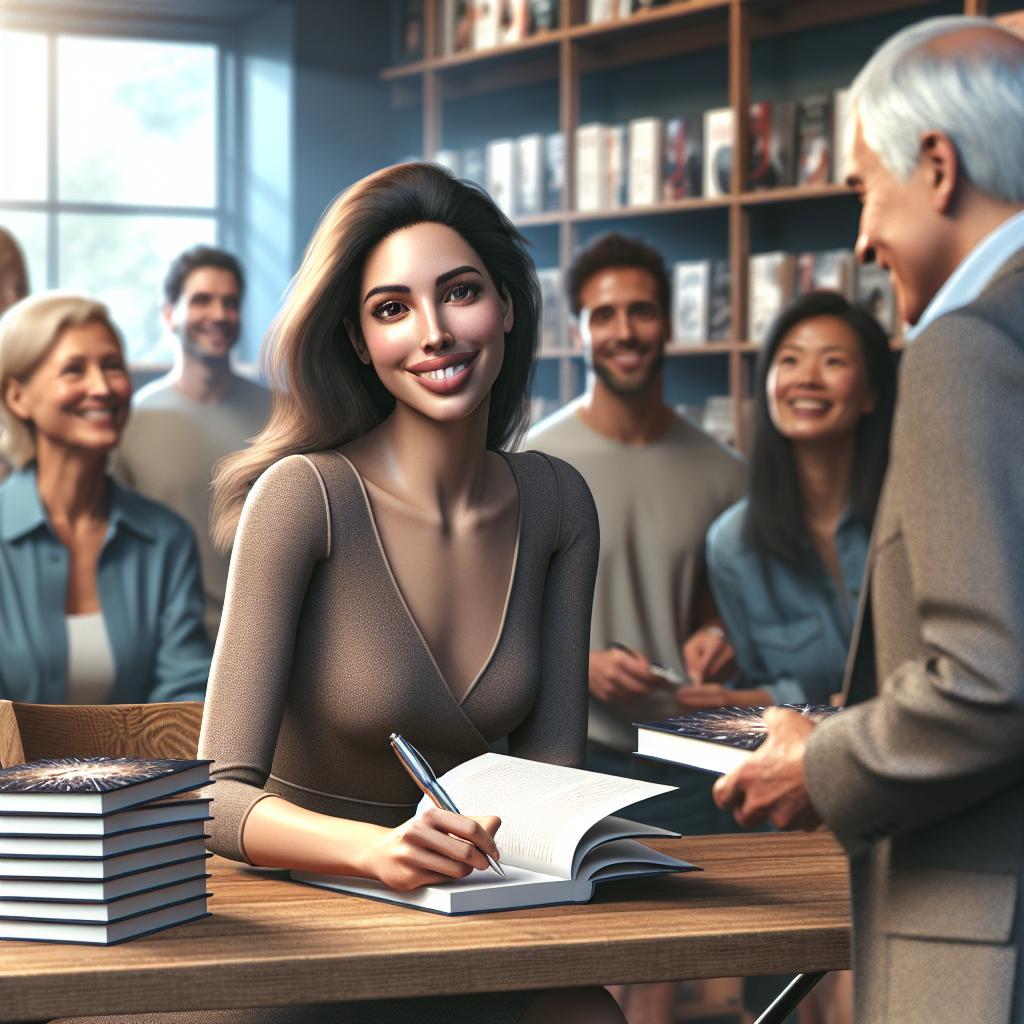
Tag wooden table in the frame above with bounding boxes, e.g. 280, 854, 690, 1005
1, 832, 850, 1022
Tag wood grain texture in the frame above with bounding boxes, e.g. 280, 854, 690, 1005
0, 701, 203, 768
0, 831, 850, 1022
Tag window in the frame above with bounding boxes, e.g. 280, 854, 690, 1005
0, 29, 224, 364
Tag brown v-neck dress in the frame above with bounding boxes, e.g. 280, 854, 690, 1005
145, 448, 595, 1024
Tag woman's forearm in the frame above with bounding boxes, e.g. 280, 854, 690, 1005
240, 795, 388, 878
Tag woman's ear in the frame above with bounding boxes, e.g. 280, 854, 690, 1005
344, 317, 371, 366
499, 284, 514, 334
3, 378, 30, 422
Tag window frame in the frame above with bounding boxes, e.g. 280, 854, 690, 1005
0, 9, 237, 365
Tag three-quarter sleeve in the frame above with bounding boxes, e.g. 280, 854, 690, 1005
198, 455, 329, 862
509, 455, 599, 768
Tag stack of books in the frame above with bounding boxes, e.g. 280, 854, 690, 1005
0, 756, 213, 944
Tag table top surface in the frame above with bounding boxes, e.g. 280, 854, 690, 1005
1, 831, 851, 1022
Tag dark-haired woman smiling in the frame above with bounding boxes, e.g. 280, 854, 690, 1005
678, 291, 897, 713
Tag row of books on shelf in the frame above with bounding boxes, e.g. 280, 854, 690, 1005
748, 249, 897, 344
0, 756, 212, 944
586, 0, 676, 23
578, 92, 853, 211
432, 91, 852, 220
435, 135, 564, 217
398, 1, 561, 62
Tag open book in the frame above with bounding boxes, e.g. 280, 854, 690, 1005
293, 752, 696, 914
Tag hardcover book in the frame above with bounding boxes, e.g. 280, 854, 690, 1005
606, 124, 627, 209
672, 260, 710, 344
832, 87, 853, 184
748, 100, 796, 190
702, 107, 733, 198
796, 249, 856, 299
795, 94, 832, 186
473, 0, 502, 49
543, 131, 565, 211
627, 116, 663, 206
636, 705, 840, 775
516, 132, 545, 216
294, 753, 696, 915
575, 123, 610, 211
748, 251, 797, 343
0, 836, 209, 879
0, 853, 211, 902
663, 117, 702, 200
0, 758, 211, 816
486, 137, 516, 216
707, 258, 732, 341
0, 874, 209, 922
0, 797, 211, 837
0, 893, 209, 945
0, 817, 209, 859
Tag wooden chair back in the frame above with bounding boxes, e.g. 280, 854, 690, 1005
0, 701, 203, 768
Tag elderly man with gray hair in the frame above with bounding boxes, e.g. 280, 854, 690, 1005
714, 16, 1024, 1023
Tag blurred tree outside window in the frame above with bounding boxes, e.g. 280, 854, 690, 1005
0, 30, 221, 365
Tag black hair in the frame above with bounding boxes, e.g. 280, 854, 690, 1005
746, 290, 897, 574
163, 245, 246, 306
566, 232, 670, 319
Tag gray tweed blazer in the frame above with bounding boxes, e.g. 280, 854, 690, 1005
805, 247, 1024, 1024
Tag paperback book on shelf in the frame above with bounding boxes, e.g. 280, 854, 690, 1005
748, 100, 796, 190
0, 757, 213, 944
672, 260, 710, 344
748, 251, 797, 344
627, 116, 663, 206
635, 705, 840, 775
702, 107, 733, 198
294, 753, 696, 915
795, 94, 832, 186
663, 117, 702, 200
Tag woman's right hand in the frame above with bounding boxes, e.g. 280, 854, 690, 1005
368, 807, 502, 892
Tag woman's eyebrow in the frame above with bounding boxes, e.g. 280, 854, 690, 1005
363, 283, 410, 304
436, 265, 481, 285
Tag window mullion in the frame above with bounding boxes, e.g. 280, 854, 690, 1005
46, 30, 58, 289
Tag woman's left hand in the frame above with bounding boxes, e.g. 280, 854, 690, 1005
674, 685, 773, 712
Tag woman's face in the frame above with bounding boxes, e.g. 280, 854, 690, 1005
767, 314, 877, 444
352, 221, 512, 427
4, 319, 131, 457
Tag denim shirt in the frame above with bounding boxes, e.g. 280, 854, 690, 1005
706, 498, 868, 706
0, 466, 211, 703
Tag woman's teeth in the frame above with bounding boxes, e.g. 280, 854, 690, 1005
416, 362, 466, 381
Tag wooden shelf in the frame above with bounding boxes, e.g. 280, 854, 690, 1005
740, 183, 856, 205
384, 0, 967, 444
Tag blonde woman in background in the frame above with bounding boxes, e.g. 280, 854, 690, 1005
0, 293, 210, 704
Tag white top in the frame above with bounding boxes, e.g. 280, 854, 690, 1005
907, 209, 1024, 341
65, 612, 115, 704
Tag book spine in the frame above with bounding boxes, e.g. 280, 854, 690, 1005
748, 252, 796, 343
486, 138, 516, 216
575, 124, 609, 211
544, 131, 565, 211
473, 0, 501, 49
628, 116, 663, 206
672, 260, 710, 344
516, 133, 545, 216
832, 87, 853, 184
703, 108, 733, 199
796, 94, 832, 186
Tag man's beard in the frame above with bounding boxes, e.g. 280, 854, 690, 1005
181, 330, 235, 367
591, 344, 664, 396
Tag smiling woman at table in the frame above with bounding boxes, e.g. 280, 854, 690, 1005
52, 163, 625, 1024
0, 293, 210, 705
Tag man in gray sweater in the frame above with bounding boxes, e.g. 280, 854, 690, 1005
528, 233, 745, 829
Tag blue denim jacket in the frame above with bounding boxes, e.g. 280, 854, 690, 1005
706, 498, 868, 706
0, 466, 210, 703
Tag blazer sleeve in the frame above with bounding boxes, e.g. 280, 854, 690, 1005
146, 520, 212, 703
198, 455, 329, 862
805, 311, 1024, 854
508, 455, 599, 769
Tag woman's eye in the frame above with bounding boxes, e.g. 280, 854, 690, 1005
446, 282, 478, 303
373, 300, 406, 321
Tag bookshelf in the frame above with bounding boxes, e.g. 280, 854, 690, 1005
384, 0, 1004, 449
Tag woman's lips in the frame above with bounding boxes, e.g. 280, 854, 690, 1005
407, 350, 479, 395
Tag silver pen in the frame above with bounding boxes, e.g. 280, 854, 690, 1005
388, 733, 505, 877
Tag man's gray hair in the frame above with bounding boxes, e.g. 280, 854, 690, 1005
850, 15, 1024, 203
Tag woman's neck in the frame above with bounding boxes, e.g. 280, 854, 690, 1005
793, 436, 855, 539
356, 399, 494, 521
33, 443, 110, 533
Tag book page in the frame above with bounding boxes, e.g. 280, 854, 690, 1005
420, 753, 673, 877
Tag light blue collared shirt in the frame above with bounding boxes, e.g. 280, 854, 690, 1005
906, 209, 1024, 341
0, 465, 210, 704
706, 498, 869, 706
